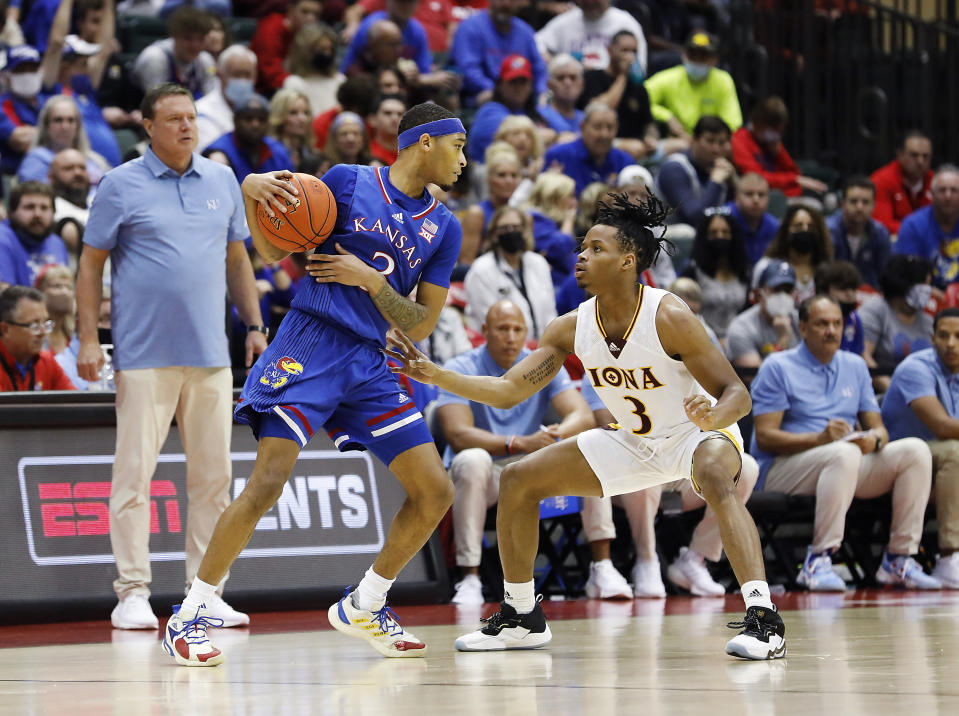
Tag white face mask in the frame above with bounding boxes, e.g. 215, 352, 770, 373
764, 291, 794, 318
9, 71, 42, 98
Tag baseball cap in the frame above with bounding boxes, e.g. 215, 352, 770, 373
499, 54, 533, 82
63, 34, 101, 57
4, 45, 41, 71
685, 31, 719, 55
233, 93, 270, 115
759, 260, 797, 289
616, 164, 654, 189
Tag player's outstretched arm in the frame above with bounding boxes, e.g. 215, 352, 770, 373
387, 313, 576, 409
241, 171, 298, 264
656, 295, 751, 431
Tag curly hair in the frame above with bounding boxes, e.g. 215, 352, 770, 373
595, 191, 672, 280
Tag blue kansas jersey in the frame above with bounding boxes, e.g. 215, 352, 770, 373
291, 164, 462, 345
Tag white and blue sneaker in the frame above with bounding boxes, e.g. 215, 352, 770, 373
796, 547, 846, 591
161, 604, 225, 667
328, 588, 427, 657
876, 552, 942, 590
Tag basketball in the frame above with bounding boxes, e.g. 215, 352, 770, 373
256, 173, 337, 253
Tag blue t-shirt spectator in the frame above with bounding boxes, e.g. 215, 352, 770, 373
538, 104, 582, 135
466, 101, 520, 162
750, 342, 879, 487
0, 220, 69, 287
827, 211, 891, 290
882, 347, 959, 442
893, 205, 959, 288
435, 344, 574, 466
83, 147, 249, 370
0, 93, 45, 175
555, 270, 586, 315
205, 132, 294, 184
543, 138, 634, 197
842, 310, 865, 355
18, 146, 107, 186
450, 11, 547, 100
47, 75, 122, 168
341, 11, 432, 75
727, 201, 778, 266
530, 209, 577, 287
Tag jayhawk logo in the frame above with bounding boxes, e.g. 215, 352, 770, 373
260, 356, 304, 389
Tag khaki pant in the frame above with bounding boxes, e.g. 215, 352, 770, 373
929, 440, 959, 551
763, 437, 932, 555
110, 367, 233, 599
449, 448, 524, 567
581, 454, 760, 563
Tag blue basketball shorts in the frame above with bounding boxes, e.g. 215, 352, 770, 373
235, 309, 433, 466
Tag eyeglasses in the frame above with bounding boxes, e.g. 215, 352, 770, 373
703, 205, 732, 217
5, 319, 55, 335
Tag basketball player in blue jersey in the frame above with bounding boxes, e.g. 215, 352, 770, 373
162, 103, 467, 666
389, 193, 788, 661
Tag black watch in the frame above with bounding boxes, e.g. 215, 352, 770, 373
247, 324, 269, 338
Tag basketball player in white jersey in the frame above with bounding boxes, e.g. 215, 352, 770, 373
387, 193, 786, 660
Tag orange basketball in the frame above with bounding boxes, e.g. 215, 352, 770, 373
256, 173, 337, 253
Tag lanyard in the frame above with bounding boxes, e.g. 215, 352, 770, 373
500, 253, 538, 336
0, 350, 35, 391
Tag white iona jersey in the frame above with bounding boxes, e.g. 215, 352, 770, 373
574, 286, 712, 439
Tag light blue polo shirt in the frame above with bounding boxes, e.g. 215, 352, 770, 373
882, 347, 959, 441
435, 345, 574, 466
749, 342, 879, 488
84, 147, 248, 370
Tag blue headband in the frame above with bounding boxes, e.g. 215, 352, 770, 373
397, 118, 466, 151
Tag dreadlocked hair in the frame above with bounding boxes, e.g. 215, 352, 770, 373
594, 190, 673, 280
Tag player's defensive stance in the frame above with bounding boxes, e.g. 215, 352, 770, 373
388, 193, 786, 660
162, 103, 467, 666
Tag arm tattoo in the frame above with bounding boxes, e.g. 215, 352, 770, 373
522, 353, 557, 386
370, 281, 429, 331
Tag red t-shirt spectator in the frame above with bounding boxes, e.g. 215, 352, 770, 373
357, 0, 456, 52
369, 136, 397, 165
870, 159, 934, 235
0, 341, 75, 391
731, 126, 801, 197
249, 13, 295, 94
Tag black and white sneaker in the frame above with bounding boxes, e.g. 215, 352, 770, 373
454, 598, 552, 651
725, 605, 786, 660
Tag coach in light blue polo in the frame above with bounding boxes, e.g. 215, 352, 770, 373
76, 83, 265, 631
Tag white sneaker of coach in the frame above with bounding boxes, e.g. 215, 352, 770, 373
203, 594, 250, 627
632, 557, 667, 598
111, 594, 159, 630
451, 574, 485, 606
584, 559, 633, 599
932, 553, 959, 589
667, 547, 726, 596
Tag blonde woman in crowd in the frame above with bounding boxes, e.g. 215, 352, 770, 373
283, 22, 344, 116
494, 114, 544, 206
524, 172, 579, 286
459, 142, 522, 265
268, 88, 316, 170
18, 95, 109, 186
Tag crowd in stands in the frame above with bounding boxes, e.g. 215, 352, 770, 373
3, 0, 959, 602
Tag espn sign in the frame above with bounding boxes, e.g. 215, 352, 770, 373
18, 450, 385, 566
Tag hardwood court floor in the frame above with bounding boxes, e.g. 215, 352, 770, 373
2, 590, 959, 715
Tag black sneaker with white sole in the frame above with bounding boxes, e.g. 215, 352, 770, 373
725, 605, 787, 660
454, 599, 552, 651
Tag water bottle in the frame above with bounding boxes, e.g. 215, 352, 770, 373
98, 344, 115, 392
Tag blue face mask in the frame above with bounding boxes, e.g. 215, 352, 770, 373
684, 61, 711, 82
224, 78, 254, 107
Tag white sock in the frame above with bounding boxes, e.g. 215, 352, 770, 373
503, 580, 536, 614
182, 577, 217, 614
355, 567, 394, 611
741, 580, 774, 610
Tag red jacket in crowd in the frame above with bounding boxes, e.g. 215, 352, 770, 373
0, 341, 75, 392
870, 159, 933, 234
731, 127, 801, 197
249, 13, 295, 94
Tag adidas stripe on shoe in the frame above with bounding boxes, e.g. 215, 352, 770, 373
161, 604, 225, 667
327, 589, 427, 658
455, 598, 552, 652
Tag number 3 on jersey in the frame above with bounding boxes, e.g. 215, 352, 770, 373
623, 396, 652, 435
